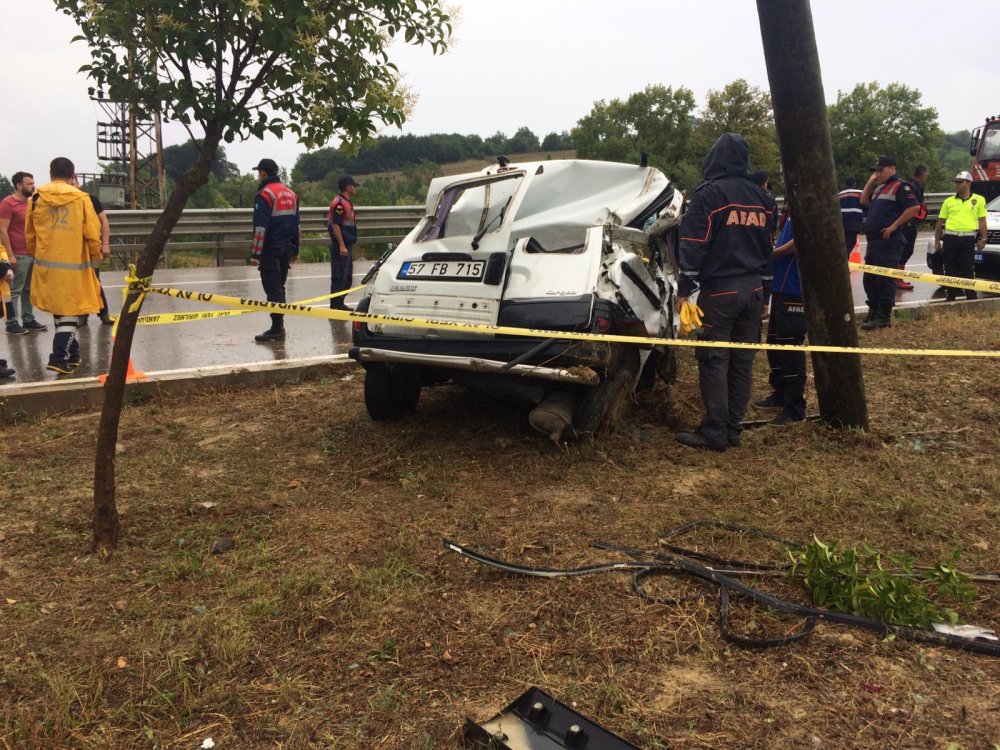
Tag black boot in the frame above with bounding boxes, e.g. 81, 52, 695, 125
861, 307, 891, 330
255, 328, 285, 342
860, 306, 881, 330
255, 313, 286, 342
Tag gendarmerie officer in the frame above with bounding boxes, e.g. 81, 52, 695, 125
897, 164, 929, 291
250, 158, 300, 342
675, 133, 777, 452
328, 175, 359, 311
839, 177, 864, 256
858, 155, 920, 330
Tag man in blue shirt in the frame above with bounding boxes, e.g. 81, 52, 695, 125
754, 216, 806, 423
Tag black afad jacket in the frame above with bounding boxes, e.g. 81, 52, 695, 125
678, 133, 776, 297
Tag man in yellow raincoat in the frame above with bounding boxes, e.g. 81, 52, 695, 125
0, 241, 16, 378
25, 157, 107, 374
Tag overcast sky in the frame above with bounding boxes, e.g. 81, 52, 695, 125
3, 1, 997, 178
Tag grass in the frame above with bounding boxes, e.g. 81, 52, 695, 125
1, 305, 999, 748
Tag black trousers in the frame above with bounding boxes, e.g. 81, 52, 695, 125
330, 244, 354, 309
862, 234, 902, 313
844, 231, 858, 256
766, 292, 807, 420
901, 223, 918, 266
258, 246, 293, 329
695, 275, 763, 447
941, 234, 978, 301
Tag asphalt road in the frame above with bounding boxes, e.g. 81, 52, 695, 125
0, 235, 948, 386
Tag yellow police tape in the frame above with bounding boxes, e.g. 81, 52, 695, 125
129, 285, 364, 326
145, 284, 1000, 359
849, 262, 1000, 295
122, 263, 996, 327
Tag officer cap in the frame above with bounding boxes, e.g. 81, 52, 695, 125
872, 155, 896, 169
338, 175, 361, 191
953, 170, 973, 183
253, 158, 278, 176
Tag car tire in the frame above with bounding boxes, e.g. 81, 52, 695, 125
364, 363, 421, 421
570, 345, 640, 438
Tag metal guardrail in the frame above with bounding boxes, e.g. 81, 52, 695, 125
107, 205, 426, 267
107, 192, 953, 269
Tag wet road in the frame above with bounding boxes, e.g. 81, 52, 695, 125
1, 263, 367, 384
0, 236, 946, 386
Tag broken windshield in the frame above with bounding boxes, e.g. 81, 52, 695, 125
418, 174, 522, 242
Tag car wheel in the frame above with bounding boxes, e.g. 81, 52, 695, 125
364, 363, 421, 421
571, 345, 640, 438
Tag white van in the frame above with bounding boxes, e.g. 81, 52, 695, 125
350, 158, 684, 439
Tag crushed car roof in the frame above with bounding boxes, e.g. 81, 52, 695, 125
423, 160, 672, 239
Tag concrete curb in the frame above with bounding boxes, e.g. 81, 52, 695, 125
0, 354, 357, 423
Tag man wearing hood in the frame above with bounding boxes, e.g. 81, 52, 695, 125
25, 157, 105, 374
675, 133, 777, 452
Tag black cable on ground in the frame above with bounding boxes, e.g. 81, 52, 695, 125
656, 518, 801, 571
442, 534, 1000, 657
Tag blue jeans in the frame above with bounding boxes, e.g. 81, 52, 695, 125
9, 255, 37, 323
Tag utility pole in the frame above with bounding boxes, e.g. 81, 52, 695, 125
756, 0, 868, 430
89, 50, 165, 211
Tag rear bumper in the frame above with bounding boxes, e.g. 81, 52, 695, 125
349, 296, 623, 379
352, 347, 600, 385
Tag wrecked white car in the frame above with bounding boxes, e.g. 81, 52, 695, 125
349, 158, 684, 439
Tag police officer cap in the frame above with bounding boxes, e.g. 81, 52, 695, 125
253, 158, 278, 176
872, 155, 896, 169
338, 175, 360, 191
953, 170, 973, 183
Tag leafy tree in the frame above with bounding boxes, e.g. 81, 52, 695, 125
541, 131, 574, 151
505, 126, 540, 154
828, 82, 941, 188
217, 172, 260, 209
483, 130, 509, 155
572, 84, 698, 188
694, 79, 780, 190
162, 140, 239, 182
934, 129, 973, 192
0, 174, 13, 199
53, 0, 451, 555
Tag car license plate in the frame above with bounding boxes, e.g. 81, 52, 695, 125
974, 253, 985, 263
398, 260, 485, 280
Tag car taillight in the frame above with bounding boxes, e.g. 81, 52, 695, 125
352, 320, 362, 332
595, 315, 612, 332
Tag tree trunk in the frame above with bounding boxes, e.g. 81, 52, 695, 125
92, 127, 224, 556
756, 0, 869, 430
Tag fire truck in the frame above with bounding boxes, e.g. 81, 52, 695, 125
970, 115, 1000, 201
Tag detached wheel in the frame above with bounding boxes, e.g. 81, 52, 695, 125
364, 363, 421, 421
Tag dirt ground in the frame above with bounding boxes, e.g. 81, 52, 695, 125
1, 305, 999, 749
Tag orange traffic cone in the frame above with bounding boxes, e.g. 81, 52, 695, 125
98, 339, 146, 383
849, 236, 861, 264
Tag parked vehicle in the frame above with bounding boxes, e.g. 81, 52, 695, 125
975, 194, 1000, 282
349, 158, 684, 439
969, 115, 1000, 202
